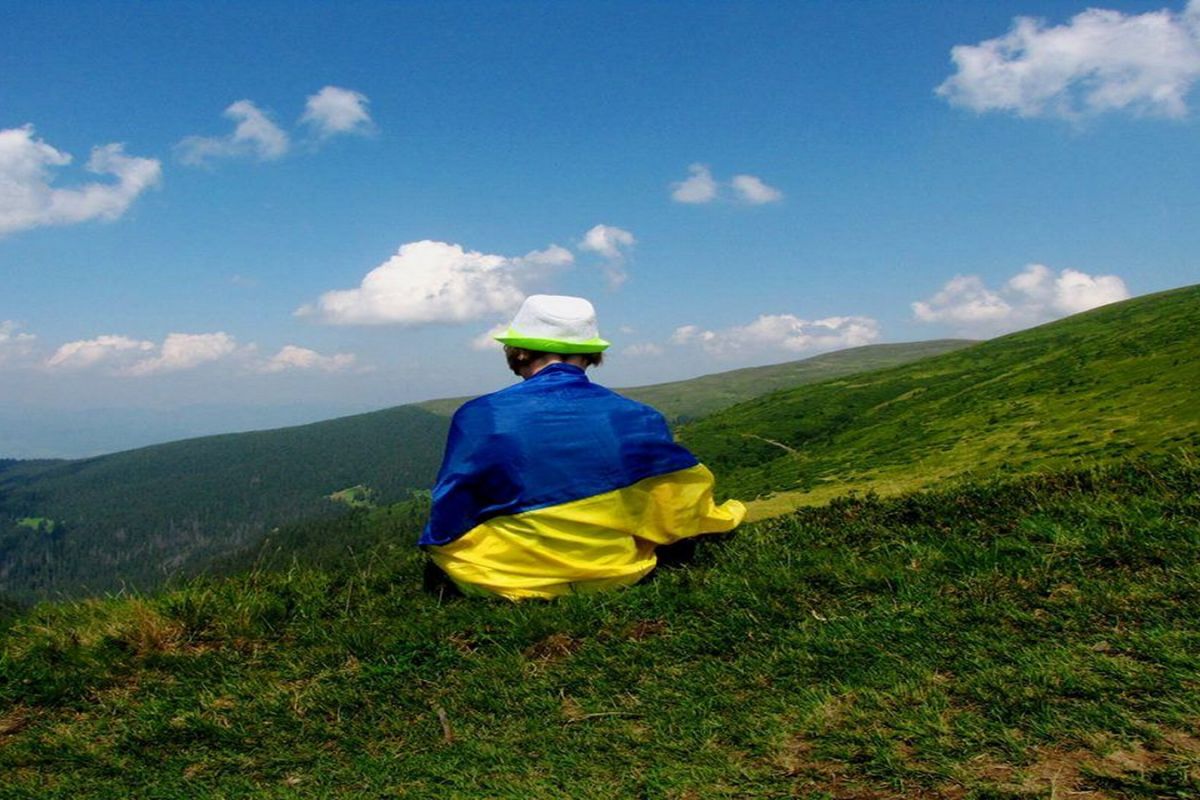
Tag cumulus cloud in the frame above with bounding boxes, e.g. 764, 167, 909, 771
622, 342, 664, 357
517, 244, 574, 268
298, 239, 558, 326
669, 164, 783, 205
46, 332, 241, 375
514, 243, 575, 284
672, 314, 881, 357
258, 344, 357, 373
580, 224, 636, 288
580, 224, 635, 259
300, 86, 373, 138
731, 174, 784, 204
0, 126, 162, 237
912, 264, 1131, 333
177, 100, 290, 165
46, 334, 155, 371
670, 164, 718, 204
937, 1, 1200, 119
124, 332, 240, 376
0, 321, 37, 365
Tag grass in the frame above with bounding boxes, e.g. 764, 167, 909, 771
2, 452, 1198, 798
327, 485, 378, 510
13, 518, 55, 534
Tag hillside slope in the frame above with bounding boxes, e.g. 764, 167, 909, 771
0, 406, 448, 600
680, 285, 1200, 515
1, 454, 1197, 798
0, 340, 968, 601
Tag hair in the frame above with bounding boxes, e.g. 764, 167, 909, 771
504, 346, 604, 376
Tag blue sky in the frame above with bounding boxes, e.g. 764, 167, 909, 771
2, 0, 1198, 457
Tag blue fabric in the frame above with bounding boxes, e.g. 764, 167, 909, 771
419, 363, 699, 546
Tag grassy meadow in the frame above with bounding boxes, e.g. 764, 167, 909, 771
1, 454, 1198, 798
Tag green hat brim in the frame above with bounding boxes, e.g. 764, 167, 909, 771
494, 330, 610, 353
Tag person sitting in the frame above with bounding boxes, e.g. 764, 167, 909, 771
419, 294, 745, 600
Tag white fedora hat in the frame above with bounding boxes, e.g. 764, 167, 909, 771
494, 295, 610, 353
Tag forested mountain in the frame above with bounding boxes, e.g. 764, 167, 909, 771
0, 406, 448, 600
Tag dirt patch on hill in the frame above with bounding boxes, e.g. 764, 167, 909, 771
523, 633, 580, 671
972, 729, 1200, 797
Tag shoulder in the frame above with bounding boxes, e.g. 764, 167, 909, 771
448, 381, 539, 429
594, 382, 665, 415
448, 392, 502, 431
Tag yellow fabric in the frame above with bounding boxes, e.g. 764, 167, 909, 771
427, 464, 746, 600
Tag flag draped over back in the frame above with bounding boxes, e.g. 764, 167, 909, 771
421, 363, 745, 599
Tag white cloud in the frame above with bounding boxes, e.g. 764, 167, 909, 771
177, 100, 290, 165
0, 126, 162, 237
672, 314, 880, 357
670, 164, 718, 204
514, 244, 575, 284
47, 332, 241, 376
580, 224, 636, 288
730, 174, 784, 204
46, 335, 155, 371
580, 224, 635, 259
912, 276, 1012, 326
912, 264, 1131, 333
517, 244, 574, 268
1043, 266, 1131, 313
125, 332, 240, 376
670, 324, 716, 346
470, 322, 510, 351
258, 344, 357, 373
937, 1, 1200, 119
622, 342, 664, 357
300, 86, 373, 138
0, 321, 37, 366
670, 165, 784, 205
298, 240, 545, 326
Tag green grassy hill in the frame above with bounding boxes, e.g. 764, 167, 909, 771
680, 285, 1200, 516
1, 454, 1196, 798
0, 341, 966, 602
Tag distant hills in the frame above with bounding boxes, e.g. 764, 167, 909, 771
0, 339, 968, 601
680, 284, 1200, 517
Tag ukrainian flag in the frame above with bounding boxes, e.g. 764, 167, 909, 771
420, 362, 746, 599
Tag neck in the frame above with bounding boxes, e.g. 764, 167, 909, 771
521, 355, 584, 379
